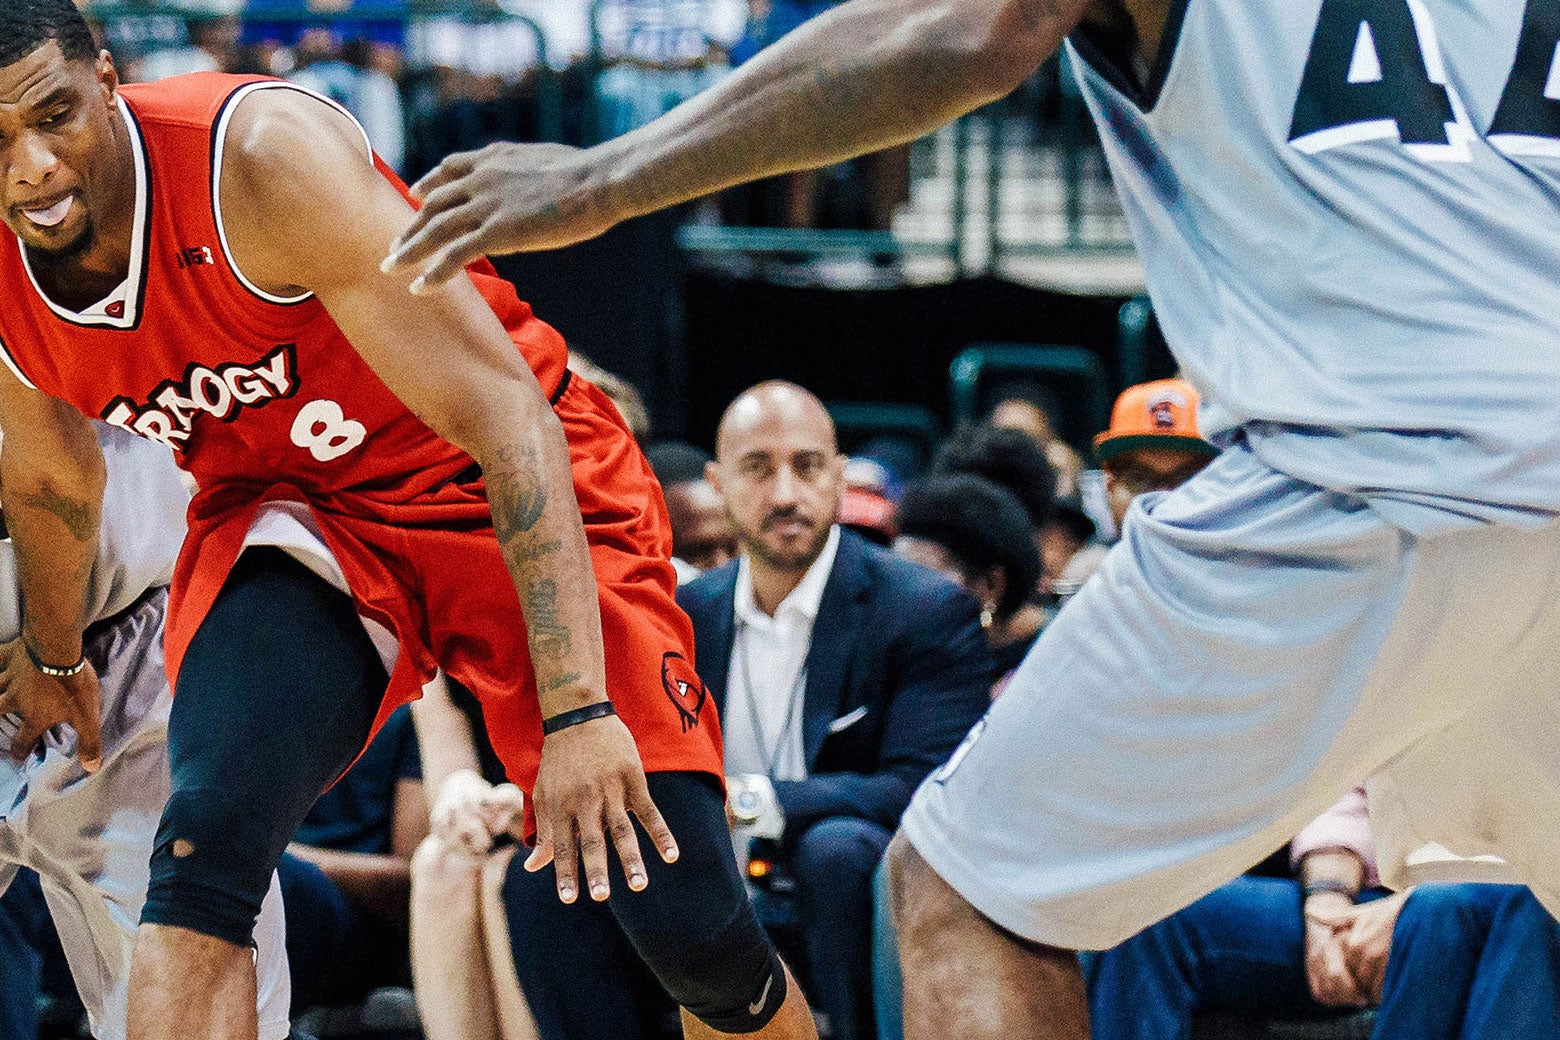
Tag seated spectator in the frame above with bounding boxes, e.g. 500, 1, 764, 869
1094, 378, 1219, 537
593, 0, 749, 139
1086, 787, 1560, 1040
892, 473, 1044, 691
644, 441, 738, 582
409, 675, 541, 1040
1037, 496, 1105, 599
489, 382, 991, 1040
982, 379, 1086, 499
678, 381, 992, 1040
930, 423, 1056, 597
290, 34, 407, 173
278, 703, 428, 1015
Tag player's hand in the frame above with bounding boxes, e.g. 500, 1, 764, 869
0, 640, 102, 772
1339, 891, 1407, 1004
430, 769, 525, 860
382, 142, 622, 294
1303, 895, 1370, 1007
524, 712, 679, 904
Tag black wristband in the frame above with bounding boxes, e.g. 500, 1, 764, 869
542, 701, 617, 736
23, 642, 87, 678
1302, 880, 1358, 902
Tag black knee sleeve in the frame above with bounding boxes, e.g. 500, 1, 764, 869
141, 548, 387, 947
608, 773, 788, 1033
646, 905, 787, 1033
142, 784, 290, 947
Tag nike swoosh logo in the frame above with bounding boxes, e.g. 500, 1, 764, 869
748, 972, 774, 1016
828, 705, 869, 734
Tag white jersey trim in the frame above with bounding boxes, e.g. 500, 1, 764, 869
211, 81, 376, 307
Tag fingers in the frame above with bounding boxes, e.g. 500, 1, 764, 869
409, 227, 495, 297
551, 818, 580, 904
383, 199, 481, 280
69, 673, 102, 772
524, 815, 555, 873
606, 800, 648, 892
408, 150, 479, 202
9, 718, 42, 764
628, 781, 679, 864
577, 810, 612, 903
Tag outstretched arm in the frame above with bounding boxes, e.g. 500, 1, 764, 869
219, 90, 676, 904
384, 0, 1095, 286
0, 373, 106, 769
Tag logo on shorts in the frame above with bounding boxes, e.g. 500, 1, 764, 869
661, 652, 707, 732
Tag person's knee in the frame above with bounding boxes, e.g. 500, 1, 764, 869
631, 903, 788, 1034
1401, 883, 1499, 939
142, 784, 286, 947
792, 817, 891, 896
411, 836, 483, 902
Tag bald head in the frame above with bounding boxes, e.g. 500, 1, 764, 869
716, 381, 837, 460
710, 382, 844, 574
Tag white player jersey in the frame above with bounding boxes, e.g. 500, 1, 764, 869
0, 423, 186, 642
1067, 1, 1560, 533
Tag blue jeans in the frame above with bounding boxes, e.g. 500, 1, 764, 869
1086, 877, 1560, 1040
789, 817, 893, 1040
0, 870, 47, 1040
1376, 883, 1560, 1040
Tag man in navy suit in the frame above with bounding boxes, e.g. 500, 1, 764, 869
679, 382, 992, 1040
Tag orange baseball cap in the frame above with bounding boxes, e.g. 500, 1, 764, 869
1094, 378, 1217, 464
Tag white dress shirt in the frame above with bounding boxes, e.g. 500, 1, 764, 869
722, 526, 841, 783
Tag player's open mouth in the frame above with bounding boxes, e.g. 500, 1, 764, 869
21, 195, 75, 229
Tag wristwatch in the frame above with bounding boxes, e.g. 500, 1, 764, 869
728, 776, 765, 826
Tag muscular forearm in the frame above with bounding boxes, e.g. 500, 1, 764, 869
288, 843, 412, 923
477, 415, 608, 717
590, 0, 1075, 221
1, 451, 104, 662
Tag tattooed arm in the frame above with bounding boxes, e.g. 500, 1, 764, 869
385, 0, 1101, 283
220, 88, 678, 903
0, 371, 106, 769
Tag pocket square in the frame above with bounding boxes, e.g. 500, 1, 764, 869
827, 705, 869, 734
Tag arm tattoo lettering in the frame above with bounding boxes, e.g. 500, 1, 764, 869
544, 671, 583, 693
523, 579, 573, 659
15, 485, 96, 542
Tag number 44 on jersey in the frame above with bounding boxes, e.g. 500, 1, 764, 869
1289, 0, 1560, 161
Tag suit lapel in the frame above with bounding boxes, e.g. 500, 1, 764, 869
700, 575, 738, 714
802, 532, 873, 768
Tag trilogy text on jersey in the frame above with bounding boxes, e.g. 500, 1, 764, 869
101, 344, 298, 449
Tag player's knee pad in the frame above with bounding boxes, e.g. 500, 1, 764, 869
632, 903, 788, 1033
141, 784, 290, 948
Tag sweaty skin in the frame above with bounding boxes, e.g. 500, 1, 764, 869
384, 0, 1169, 288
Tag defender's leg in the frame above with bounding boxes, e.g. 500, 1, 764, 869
887, 834, 1088, 1040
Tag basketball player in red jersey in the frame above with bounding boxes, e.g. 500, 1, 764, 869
0, 4, 813, 1040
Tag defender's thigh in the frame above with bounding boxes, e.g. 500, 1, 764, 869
903, 448, 1429, 950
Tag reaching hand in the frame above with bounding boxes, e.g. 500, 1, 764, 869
1303, 895, 1370, 1007
0, 640, 102, 771
524, 712, 678, 903
381, 142, 622, 294
430, 769, 526, 860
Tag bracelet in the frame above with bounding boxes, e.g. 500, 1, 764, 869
23, 642, 87, 678
1302, 880, 1358, 902
541, 701, 617, 736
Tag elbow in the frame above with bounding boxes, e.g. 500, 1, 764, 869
431, 381, 561, 468
919, 0, 1063, 103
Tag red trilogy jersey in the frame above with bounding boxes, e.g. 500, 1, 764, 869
0, 73, 569, 507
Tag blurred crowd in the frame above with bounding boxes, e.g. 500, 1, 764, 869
80, 0, 907, 229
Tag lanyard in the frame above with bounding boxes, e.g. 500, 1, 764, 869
734, 617, 807, 781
